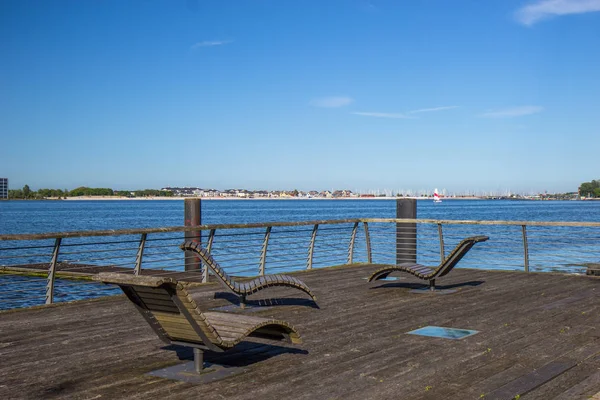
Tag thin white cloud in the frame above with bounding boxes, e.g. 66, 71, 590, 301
310, 97, 354, 108
408, 106, 459, 114
352, 112, 413, 119
352, 105, 458, 119
480, 106, 544, 118
515, 0, 600, 26
361, 0, 378, 11
191, 40, 232, 50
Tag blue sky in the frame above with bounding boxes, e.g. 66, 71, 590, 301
1, 0, 599, 194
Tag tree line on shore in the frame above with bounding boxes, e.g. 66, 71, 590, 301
7, 185, 174, 199
579, 180, 600, 198
6, 180, 600, 199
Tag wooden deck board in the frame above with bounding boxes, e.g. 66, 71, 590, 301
0, 265, 599, 399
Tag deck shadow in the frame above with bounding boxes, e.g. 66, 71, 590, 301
165, 341, 309, 368
369, 280, 485, 291
213, 292, 320, 309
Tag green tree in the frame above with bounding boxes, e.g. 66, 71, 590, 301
8, 189, 23, 199
22, 185, 31, 199
68, 187, 113, 196
579, 179, 600, 197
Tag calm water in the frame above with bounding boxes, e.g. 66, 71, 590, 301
1, 199, 600, 310
2, 198, 600, 235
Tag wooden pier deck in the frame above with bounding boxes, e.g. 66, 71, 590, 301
1, 264, 599, 400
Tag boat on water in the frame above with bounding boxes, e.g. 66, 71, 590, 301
433, 188, 442, 203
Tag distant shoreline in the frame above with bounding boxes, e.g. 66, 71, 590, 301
6, 196, 593, 201
54, 195, 481, 201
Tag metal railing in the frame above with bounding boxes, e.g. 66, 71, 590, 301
1, 218, 599, 310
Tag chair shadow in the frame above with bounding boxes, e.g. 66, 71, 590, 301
370, 280, 485, 291
164, 342, 309, 368
214, 291, 320, 309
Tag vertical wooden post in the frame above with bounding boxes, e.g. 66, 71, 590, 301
134, 233, 147, 276
396, 199, 417, 264
46, 238, 62, 305
259, 226, 272, 276
364, 222, 372, 263
307, 224, 318, 269
184, 198, 201, 271
522, 225, 530, 272
347, 222, 359, 264
437, 224, 445, 263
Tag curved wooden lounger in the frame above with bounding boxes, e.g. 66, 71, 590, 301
180, 241, 317, 307
95, 272, 301, 373
368, 235, 489, 291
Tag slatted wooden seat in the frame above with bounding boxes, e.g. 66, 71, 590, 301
368, 235, 489, 290
95, 273, 302, 373
180, 241, 317, 307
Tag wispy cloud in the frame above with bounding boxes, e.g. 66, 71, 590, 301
310, 96, 354, 108
408, 106, 459, 114
352, 112, 413, 119
360, 0, 378, 12
352, 105, 458, 119
480, 106, 544, 118
191, 40, 232, 50
515, 0, 600, 26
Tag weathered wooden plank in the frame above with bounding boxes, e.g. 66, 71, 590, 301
485, 362, 577, 400
0, 265, 598, 400
141, 303, 181, 313
137, 298, 180, 309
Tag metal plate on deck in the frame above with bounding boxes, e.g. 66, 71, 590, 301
407, 326, 479, 340
147, 361, 243, 384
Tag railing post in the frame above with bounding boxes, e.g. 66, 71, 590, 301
364, 222, 372, 264
134, 233, 147, 276
437, 223, 445, 263
203, 229, 216, 283
522, 225, 530, 272
307, 224, 318, 269
396, 198, 417, 264
184, 198, 201, 271
46, 238, 62, 305
347, 222, 359, 264
259, 226, 272, 275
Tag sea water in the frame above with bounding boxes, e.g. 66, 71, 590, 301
1, 199, 599, 309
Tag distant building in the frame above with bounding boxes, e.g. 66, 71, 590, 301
0, 178, 7, 199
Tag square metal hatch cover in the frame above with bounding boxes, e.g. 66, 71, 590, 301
406, 326, 479, 340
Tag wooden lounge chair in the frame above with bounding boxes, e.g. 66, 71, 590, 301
368, 235, 489, 290
95, 272, 301, 373
180, 241, 317, 307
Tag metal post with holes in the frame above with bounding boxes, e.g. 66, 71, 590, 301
396, 199, 417, 264
364, 222, 372, 264
202, 229, 216, 283
134, 233, 147, 276
522, 225, 530, 272
347, 222, 359, 264
259, 226, 272, 276
46, 238, 62, 305
307, 224, 318, 269
437, 223, 445, 263
184, 198, 201, 271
